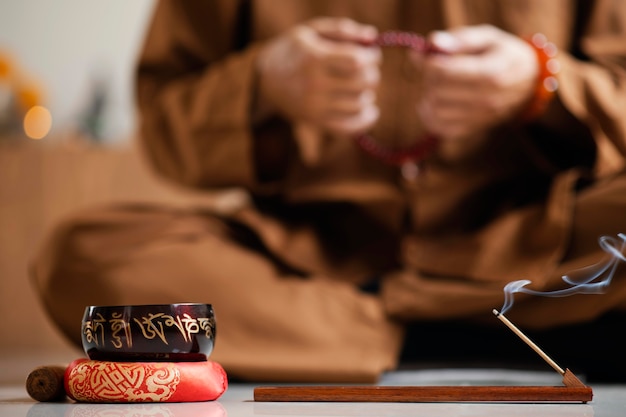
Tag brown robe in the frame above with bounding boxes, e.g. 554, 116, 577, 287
32, 0, 626, 382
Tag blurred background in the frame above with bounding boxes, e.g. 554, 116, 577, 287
0, 1, 226, 378
0, 0, 153, 143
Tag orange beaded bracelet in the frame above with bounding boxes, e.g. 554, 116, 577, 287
521, 33, 560, 122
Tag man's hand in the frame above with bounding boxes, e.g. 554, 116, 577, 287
417, 25, 538, 142
256, 18, 381, 137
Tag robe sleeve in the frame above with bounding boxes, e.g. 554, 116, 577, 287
135, 0, 293, 191
543, 0, 626, 176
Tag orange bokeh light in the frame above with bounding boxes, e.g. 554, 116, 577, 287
23, 105, 52, 139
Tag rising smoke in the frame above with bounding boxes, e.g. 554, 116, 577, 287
499, 233, 626, 314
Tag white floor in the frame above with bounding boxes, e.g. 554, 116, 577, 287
1, 352, 625, 417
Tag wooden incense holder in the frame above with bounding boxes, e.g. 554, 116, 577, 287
254, 310, 593, 404
254, 368, 592, 403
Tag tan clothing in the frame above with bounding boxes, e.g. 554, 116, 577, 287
33, 0, 626, 382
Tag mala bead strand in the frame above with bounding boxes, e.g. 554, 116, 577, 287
354, 31, 440, 169
376, 30, 433, 52
353, 31, 560, 170
354, 132, 439, 166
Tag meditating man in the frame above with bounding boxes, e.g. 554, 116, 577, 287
32, 1, 626, 382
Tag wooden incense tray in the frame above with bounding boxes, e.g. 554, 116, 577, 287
254, 369, 592, 403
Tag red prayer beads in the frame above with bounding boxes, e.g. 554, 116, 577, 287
354, 31, 560, 166
354, 31, 440, 167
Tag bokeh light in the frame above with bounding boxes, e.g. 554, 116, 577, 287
0, 52, 12, 78
23, 105, 52, 139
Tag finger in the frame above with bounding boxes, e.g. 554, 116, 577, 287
308, 17, 378, 45
323, 105, 380, 136
299, 33, 381, 76
297, 22, 381, 75
303, 63, 378, 104
325, 65, 381, 92
322, 44, 381, 77
424, 53, 505, 86
428, 24, 500, 54
326, 90, 377, 115
298, 85, 377, 128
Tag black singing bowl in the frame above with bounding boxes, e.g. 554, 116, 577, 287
82, 303, 216, 362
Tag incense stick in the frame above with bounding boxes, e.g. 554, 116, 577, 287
492, 309, 564, 375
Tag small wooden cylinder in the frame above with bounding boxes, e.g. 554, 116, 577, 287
26, 365, 67, 402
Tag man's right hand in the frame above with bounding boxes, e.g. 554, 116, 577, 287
256, 17, 382, 137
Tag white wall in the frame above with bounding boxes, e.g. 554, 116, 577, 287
0, 0, 155, 142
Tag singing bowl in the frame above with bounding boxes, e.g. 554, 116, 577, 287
81, 303, 216, 362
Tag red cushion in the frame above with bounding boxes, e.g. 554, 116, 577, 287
64, 358, 228, 403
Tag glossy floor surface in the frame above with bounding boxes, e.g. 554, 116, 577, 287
1, 352, 624, 417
